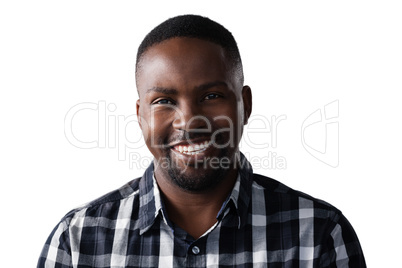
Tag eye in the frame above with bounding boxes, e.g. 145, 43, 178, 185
154, 99, 174, 105
204, 93, 221, 100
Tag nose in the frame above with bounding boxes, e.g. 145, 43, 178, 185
172, 102, 209, 131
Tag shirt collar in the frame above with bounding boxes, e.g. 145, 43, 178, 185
138, 152, 253, 234
138, 162, 160, 235
217, 152, 253, 229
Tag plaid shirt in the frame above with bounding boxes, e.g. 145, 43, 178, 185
38, 154, 366, 267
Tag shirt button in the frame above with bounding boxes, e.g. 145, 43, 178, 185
192, 246, 200, 255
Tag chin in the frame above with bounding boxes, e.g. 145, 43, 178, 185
168, 164, 230, 192
166, 149, 233, 192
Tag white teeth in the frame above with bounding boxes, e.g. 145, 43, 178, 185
174, 140, 211, 155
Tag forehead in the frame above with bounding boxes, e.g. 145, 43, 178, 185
136, 37, 234, 95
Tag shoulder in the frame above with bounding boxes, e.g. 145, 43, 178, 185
38, 178, 143, 266
60, 177, 142, 225
251, 173, 342, 221
250, 173, 366, 266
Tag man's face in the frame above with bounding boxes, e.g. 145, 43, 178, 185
136, 37, 251, 192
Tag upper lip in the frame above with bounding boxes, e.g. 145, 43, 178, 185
168, 137, 211, 148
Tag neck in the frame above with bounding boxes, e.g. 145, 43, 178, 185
154, 166, 238, 239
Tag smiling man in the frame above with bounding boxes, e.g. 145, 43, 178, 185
38, 15, 366, 267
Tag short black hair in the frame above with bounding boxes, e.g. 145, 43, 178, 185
136, 14, 243, 83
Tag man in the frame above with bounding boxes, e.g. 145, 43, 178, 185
38, 15, 366, 267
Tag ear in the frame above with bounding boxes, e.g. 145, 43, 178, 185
136, 99, 142, 130
242, 86, 252, 125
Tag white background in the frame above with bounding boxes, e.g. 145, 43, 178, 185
1, 1, 401, 267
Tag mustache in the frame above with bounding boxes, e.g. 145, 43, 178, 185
166, 131, 213, 146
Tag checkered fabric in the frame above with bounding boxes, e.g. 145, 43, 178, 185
38, 153, 366, 267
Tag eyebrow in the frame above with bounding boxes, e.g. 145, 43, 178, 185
146, 87, 178, 95
146, 81, 228, 95
195, 81, 228, 91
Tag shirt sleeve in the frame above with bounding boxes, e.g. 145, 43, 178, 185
320, 213, 367, 267
37, 219, 73, 268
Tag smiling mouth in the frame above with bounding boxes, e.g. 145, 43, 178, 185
173, 140, 212, 155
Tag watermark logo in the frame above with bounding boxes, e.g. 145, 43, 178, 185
301, 100, 339, 167
64, 99, 340, 169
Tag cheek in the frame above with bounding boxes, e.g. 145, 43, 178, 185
208, 104, 243, 144
143, 110, 173, 146
211, 103, 242, 126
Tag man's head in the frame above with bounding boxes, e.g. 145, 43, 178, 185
136, 15, 252, 192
